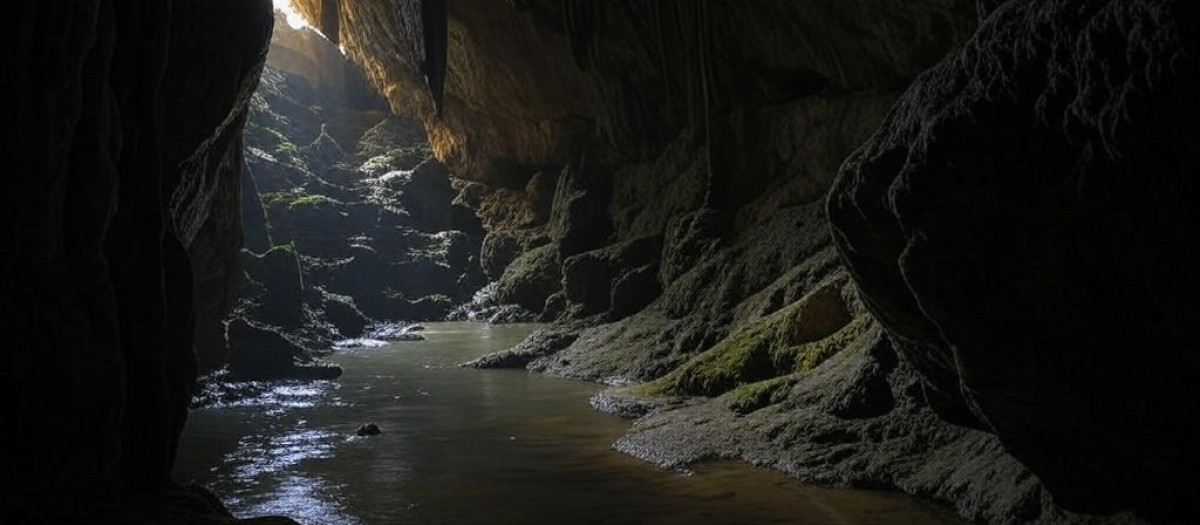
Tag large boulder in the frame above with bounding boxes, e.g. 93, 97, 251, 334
827, 0, 1199, 518
226, 319, 341, 381
244, 245, 306, 329
494, 244, 562, 314
562, 236, 662, 319
480, 231, 522, 280
550, 162, 612, 256
395, 160, 456, 232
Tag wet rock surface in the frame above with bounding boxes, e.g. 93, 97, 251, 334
828, 0, 1199, 518
1, 1, 300, 522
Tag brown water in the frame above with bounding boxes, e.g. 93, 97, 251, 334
175, 322, 961, 525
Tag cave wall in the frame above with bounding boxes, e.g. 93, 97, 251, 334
828, 0, 1199, 517
1, 0, 272, 518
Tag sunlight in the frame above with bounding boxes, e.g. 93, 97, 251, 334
273, 0, 310, 30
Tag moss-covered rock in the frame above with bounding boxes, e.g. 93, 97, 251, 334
724, 375, 798, 414
645, 276, 855, 397
494, 244, 562, 314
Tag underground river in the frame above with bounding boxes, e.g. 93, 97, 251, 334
175, 322, 962, 524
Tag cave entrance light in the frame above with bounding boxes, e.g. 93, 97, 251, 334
273, 0, 310, 30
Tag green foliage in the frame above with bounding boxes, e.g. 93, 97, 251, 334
274, 140, 300, 159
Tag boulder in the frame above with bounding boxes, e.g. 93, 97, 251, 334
226, 319, 303, 380
549, 162, 612, 256
317, 288, 371, 338
245, 245, 306, 329
827, 0, 1200, 517
356, 423, 382, 436
494, 244, 562, 313
480, 231, 522, 280
396, 160, 455, 232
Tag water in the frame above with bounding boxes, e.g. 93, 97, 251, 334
176, 322, 960, 524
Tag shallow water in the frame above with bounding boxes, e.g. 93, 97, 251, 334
176, 322, 960, 524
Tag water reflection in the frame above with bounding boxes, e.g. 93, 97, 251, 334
177, 322, 961, 525
232, 474, 359, 525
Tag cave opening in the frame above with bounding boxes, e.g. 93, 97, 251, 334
199, 1, 490, 387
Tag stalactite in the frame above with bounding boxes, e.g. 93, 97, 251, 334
320, 0, 341, 45
420, 0, 447, 117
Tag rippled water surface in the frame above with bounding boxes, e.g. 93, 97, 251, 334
176, 322, 960, 524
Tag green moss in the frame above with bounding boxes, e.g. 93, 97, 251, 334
387, 145, 431, 169
645, 303, 800, 397
261, 191, 292, 205
287, 194, 337, 209
782, 314, 870, 375
273, 140, 300, 158
263, 241, 296, 255
642, 278, 859, 399
360, 144, 432, 173
260, 191, 339, 209
725, 375, 797, 414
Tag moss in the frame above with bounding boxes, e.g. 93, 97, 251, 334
780, 313, 870, 375
273, 139, 300, 158
261, 191, 293, 206
642, 277, 857, 398
260, 191, 339, 209
646, 303, 800, 397
725, 375, 797, 414
386, 144, 432, 169
262, 241, 296, 255
287, 194, 337, 209
360, 144, 432, 173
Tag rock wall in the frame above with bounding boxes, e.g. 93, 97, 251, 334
1, 1, 280, 521
828, 0, 1199, 518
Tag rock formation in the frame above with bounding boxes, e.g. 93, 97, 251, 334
1, 0, 296, 522
828, 1, 1199, 518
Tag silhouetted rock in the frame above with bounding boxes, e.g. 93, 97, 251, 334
356, 423, 382, 436
828, 0, 1199, 518
227, 319, 303, 380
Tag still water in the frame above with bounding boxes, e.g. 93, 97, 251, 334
176, 322, 960, 524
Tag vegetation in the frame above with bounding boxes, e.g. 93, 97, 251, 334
360, 144, 433, 174
641, 279, 859, 402
261, 191, 340, 209
725, 375, 797, 414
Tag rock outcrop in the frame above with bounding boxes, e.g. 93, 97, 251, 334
827, 0, 1199, 518
1, 0, 295, 522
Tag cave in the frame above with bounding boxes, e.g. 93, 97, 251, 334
2, 0, 1196, 523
